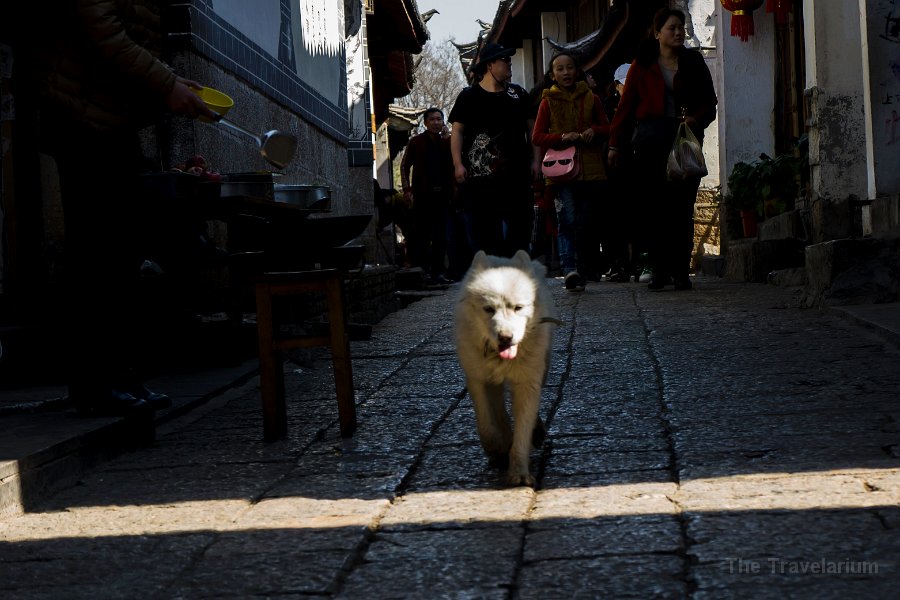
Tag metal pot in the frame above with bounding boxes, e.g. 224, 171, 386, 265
220, 172, 277, 201
273, 184, 332, 211
138, 171, 201, 200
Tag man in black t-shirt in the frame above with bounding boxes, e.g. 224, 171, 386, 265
449, 43, 538, 261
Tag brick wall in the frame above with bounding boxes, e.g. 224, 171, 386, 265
281, 265, 399, 330
693, 188, 721, 272
344, 265, 399, 324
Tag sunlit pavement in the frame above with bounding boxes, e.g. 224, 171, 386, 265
1, 275, 898, 598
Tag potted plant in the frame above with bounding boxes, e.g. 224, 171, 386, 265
761, 133, 808, 217
725, 160, 763, 238
725, 134, 808, 238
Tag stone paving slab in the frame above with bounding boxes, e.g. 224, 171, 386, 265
523, 514, 683, 557
340, 526, 524, 598
831, 302, 900, 347
516, 552, 687, 599
1, 276, 899, 598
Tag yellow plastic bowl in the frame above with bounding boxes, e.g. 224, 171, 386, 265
196, 86, 234, 122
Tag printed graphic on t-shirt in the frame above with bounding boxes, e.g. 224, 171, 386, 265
467, 133, 499, 177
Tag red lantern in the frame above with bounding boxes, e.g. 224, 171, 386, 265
766, 0, 792, 25
721, 0, 764, 42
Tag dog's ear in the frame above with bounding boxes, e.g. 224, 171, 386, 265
531, 260, 548, 279
512, 250, 531, 267
470, 250, 489, 272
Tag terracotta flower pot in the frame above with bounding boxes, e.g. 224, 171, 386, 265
740, 209, 759, 238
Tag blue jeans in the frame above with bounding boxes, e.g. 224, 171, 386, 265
554, 182, 595, 274
460, 177, 533, 258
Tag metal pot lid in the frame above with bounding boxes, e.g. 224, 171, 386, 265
222, 172, 283, 181
273, 184, 331, 190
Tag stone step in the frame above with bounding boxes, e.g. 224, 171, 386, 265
767, 266, 807, 287
724, 238, 807, 283
865, 193, 900, 237
804, 236, 900, 306
758, 209, 808, 242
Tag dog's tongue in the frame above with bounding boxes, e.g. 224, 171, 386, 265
498, 344, 518, 360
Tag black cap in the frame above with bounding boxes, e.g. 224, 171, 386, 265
474, 42, 515, 70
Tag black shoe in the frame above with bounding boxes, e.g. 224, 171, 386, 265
647, 277, 668, 291
564, 271, 586, 292
122, 385, 173, 410
673, 276, 693, 291
73, 389, 151, 417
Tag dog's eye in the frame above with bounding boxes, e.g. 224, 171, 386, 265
514, 305, 524, 312
483, 306, 496, 315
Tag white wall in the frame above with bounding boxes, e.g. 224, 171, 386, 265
291, 0, 345, 105
688, 0, 720, 188
540, 12, 566, 73
699, 48, 721, 189
803, 0, 870, 202
214, 0, 345, 109
374, 121, 392, 189
215, 0, 282, 57
687, 0, 717, 48
346, 18, 369, 143
865, 0, 900, 197
513, 39, 535, 92
716, 3, 777, 195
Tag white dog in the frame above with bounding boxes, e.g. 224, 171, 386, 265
454, 250, 558, 486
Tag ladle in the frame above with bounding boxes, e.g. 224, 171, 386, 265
213, 114, 298, 170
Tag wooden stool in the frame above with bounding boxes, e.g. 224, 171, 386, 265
255, 269, 356, 441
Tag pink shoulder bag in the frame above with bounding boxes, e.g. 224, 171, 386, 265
541, 146, 580, 183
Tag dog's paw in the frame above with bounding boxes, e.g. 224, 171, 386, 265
505, 471, 535, 487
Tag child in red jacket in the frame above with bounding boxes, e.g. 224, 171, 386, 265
532, 52, 610, 291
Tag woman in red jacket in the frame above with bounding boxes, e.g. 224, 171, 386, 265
608, 8, 717, 290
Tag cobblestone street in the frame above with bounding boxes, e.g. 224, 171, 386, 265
1, 276, 899, 598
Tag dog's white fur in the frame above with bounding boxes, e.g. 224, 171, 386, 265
454, 250, 556, 486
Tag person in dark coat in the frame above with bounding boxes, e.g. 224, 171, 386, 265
608, 8, 717, 290
33, 0, 216, 415
400, 107, 456, 283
